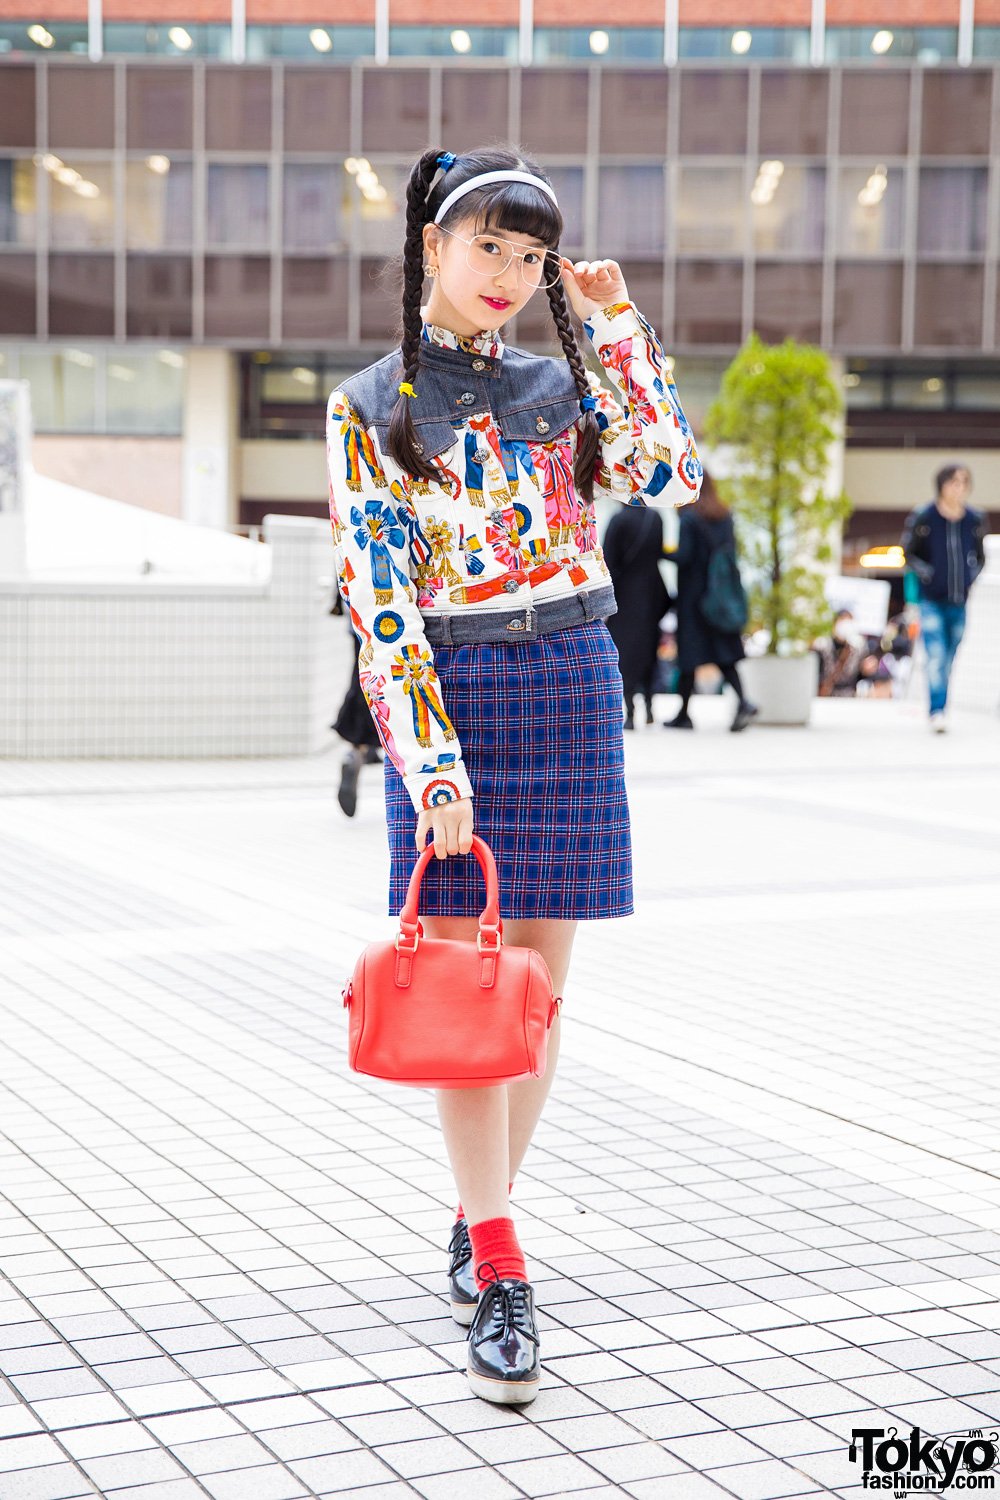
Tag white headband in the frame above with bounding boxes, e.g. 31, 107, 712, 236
433, 170, 559, 225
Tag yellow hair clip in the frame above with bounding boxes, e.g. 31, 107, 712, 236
398, 381, 417, 398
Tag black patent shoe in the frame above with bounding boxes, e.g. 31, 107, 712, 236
447, 1216, 478, 1326
466, 1261, 541, 1405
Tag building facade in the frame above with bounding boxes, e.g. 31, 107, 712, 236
2, 4, 999, 554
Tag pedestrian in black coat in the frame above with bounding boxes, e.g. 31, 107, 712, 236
665, 471, 758, 733
602, 504, 671, 730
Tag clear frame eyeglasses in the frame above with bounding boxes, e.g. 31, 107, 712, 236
436, 226, 565, 292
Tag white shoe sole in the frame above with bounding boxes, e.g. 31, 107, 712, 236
450, 1297, 477, 1325
466, 1364, 541, 1404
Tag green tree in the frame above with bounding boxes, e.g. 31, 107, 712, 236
703, 333, 852, 655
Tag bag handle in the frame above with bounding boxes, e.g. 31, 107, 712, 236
397, 834, 501, 955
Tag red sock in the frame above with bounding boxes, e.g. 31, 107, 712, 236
468, 1215, 527, 1290
457, 1182, 512, 1221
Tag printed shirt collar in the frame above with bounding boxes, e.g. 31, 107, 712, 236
420, 304, 506, 362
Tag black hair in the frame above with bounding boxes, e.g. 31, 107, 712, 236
383, 144, 602, 502
934, 462, 972, 495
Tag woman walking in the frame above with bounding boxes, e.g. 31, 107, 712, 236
331, 620, 383, 817
325, 145, 702, 1404
664, 470, 757, 733
602, 505, 671, 729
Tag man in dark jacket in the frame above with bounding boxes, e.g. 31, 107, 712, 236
901, 463, 987, 731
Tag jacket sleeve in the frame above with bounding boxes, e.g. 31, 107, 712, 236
971, 510, 988, 585
326, 388, 474, 814
581, 299, 703, 511
900, 506, 934, 585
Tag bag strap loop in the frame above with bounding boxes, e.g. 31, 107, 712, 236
398, 835, 502, 948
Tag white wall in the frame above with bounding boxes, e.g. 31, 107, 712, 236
844, 449, 1000, 514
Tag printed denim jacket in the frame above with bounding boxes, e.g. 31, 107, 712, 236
326, 299, 702, 813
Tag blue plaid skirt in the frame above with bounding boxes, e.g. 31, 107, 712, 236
384, 617, 633, 920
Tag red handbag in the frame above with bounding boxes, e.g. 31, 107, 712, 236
341, 835, 559, 1088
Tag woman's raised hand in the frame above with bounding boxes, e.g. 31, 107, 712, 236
558, 258, 630, 322
415, 797, 474, 860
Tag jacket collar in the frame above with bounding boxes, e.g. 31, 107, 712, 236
420, 304, 506, 364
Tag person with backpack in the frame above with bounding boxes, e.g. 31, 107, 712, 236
663, 469, 757, 733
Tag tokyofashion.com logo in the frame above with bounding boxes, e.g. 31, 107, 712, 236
849, 1426, 999, 1494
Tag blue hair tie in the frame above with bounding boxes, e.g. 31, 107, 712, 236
437, 151, 457, 172
580, 393, 597, 412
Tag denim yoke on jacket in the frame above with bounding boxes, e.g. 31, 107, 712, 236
326, 302, 703, 814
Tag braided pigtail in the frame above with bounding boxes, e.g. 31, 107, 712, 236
545, 277, 601, 505
384, 148, 449, 485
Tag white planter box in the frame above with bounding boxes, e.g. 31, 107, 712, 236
740, 653, 819, 726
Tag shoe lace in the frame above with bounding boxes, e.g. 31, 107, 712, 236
448, 1217, 472, 1275
474, 1261, 539, 1345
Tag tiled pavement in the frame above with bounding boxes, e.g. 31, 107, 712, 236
2, 640, 1000, 1500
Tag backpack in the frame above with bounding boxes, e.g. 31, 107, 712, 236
700, 546, 748, 634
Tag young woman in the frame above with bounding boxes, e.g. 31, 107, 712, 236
326, 145, 702, 1405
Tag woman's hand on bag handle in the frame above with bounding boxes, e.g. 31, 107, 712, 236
415, 797, 474, 860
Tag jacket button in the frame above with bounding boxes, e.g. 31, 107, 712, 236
471, 358, 486, 372
413, 440, 424, 454
457, 391, 476, 405
535, 415, 550, 433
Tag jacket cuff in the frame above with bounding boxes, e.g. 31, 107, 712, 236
583, 299, 654, 346
403, 760, 475, 814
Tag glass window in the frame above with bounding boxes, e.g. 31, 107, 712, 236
206, 164, 270, 249
282, 258, 350, 341
245, 25, 373, 60
598, 167, 664, 258
753, 262, 822, 343
49, 254, 115, 336
389, 26, 516, 58
126, 255, 193, 339
547, 167, 584, 248
752, 164, 826, 255
126, 68, 194, 150
125, 159, 194, 249
0, 255, 34, 334
842, 367, 888, 407
914, 264, 984, 348
49, 159, 115, 250
520, 71, 590, 153
918, 168, 988, 256
678, 28, 810, 61
676, 166, 745, 256
973, 27, 1000, 58
0, 22, 87, 55
103, 23, 229, 57
362, 70, 431, 154
600, 72, 669, 155
105, 349, 184, 434
826, 26, 958, 63
759, 70, 829, 155
674, 261, 743, 347
48, 67, 115, 150
442, 71, 510, 146
921, 70, 992, 155
839, 71, 910, 156
679, 72, 749, 154
283, 164, 347, 254
0, 159, 36, 246
0, 66, 35, 148
890, 374, 948, 408
204, 256, 271, 338
533, 27, 662, 62
954, 375, 1000, 409
360, 255, 402, 342
284, 71, 351, 152
355, 162, 405, 258
19, 347, 98, 431
833, 264, 903, 347
205, 68, 272, 152
836, 166, 905, 255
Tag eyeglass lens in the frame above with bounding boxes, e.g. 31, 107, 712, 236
467, 234, 563, 291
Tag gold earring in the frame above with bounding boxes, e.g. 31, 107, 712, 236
423, 264, 439, 278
